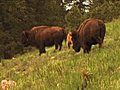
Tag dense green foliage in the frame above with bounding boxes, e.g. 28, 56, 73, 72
89, 1, 120, 22
0, 18, 120, 90
0, 0, 120, 59
65, 5, 82, 31
0, 0, 66, 59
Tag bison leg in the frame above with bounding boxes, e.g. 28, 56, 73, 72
68, 42, 71, 48
55, 44, 58, 50
83, 45, 91, 53
39, 45, 46, 55
53, 44, 58, 52
98, 38, 103, 48
58, 43, 62, 51
96, 37, 103, 48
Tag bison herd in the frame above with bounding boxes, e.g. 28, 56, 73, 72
22, 18, 106, 55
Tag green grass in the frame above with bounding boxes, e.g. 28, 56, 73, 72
0, 18, 120, 90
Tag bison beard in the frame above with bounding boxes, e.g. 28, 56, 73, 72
71, 18, 106, 53
22, 26, 66, 55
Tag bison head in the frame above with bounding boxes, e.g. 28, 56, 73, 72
71, 31, 81, 52
21, 31, 30, 47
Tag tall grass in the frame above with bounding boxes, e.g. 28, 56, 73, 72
0, 19, 120, 90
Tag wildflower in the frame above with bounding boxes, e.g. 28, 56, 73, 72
1, 80, 16, 90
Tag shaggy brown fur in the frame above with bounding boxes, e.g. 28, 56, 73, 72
71, 18, 106, 53
22, 26, 66, 55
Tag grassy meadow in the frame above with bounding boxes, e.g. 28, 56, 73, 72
0, 18, 120, 90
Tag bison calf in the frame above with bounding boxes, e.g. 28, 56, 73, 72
67, 32, 73, 48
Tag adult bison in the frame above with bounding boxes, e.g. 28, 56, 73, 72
22, 26, 66, 55
71, 18, 106, 53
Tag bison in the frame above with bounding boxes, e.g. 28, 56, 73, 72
67, 32, 73, 48
22, 26, 66, 55
71, 18, 106, 53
